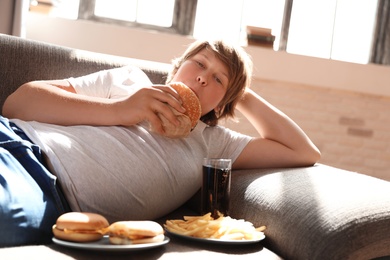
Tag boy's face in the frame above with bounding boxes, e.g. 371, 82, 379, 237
171, 48, 229, 116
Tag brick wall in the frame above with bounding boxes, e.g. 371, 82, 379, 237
222, 78, 390, 181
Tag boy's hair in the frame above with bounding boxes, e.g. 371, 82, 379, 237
166, 40, 253, 126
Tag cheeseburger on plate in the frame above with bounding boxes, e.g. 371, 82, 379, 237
105, 221, 165, 245
52, 212, 165, 245
52, 212, 109, 242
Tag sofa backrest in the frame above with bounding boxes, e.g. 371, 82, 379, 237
0, 33, 170, 114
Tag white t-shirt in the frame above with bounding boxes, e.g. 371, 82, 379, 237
12, 66, 252, 222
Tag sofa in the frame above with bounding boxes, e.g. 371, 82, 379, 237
1, 33, 390, 260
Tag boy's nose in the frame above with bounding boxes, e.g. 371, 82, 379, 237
197, 75, 207, 86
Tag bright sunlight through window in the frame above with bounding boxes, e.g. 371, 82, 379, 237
36, 0, 379, 64
94, 0, 174, 27
288, 0, 378, 64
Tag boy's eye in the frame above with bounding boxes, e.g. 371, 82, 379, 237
196, 61, 205, 68
215, 76, 222, 84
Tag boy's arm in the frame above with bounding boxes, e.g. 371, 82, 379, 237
233, 89, 320, 169
3, 79, 184, 133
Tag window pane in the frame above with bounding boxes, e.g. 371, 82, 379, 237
193, 0, 244, 44
44, 0, 80, 20
94, 0, 137, 22
241, 0, 285, 49
287, 0, 337, 59
331, 0, 378, 64
194, 0, 284, 46
136, 0, 174, 27
287, 0, 378, 64
94, 0, 174, 27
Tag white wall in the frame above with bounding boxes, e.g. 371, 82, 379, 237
26, 12, 390, 98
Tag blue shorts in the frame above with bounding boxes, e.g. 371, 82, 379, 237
0, 116, 69, 247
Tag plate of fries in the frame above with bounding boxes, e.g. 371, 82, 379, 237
164, 213, 266, 245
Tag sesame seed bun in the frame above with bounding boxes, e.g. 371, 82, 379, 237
154, 82, 201, 138
170, 82, 201, 129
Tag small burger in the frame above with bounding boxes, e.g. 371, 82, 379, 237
153, 82, 201, 138
52, 212, 109, 242
105, 221, 164, 245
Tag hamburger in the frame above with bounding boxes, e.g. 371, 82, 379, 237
105, 221, 165, 245
154, 82, 201, 138
52, 212, 109, 242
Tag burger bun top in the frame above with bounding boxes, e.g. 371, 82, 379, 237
152, 82, 201, 138
52, 212, 109, 242
170, 82, 201, 129
55, 212, 109, 231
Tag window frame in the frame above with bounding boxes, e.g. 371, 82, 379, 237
278, 0, 293, 51
77, 0, 197, 35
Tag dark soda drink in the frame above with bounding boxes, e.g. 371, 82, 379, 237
201, 165, 231, 219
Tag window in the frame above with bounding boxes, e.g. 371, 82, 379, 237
31, 0, 80, 19
193, 0, 285, 48
77, 0, 197, 35
192, 0, 243, 44
192, 0, 378, 64
287, 0, 378, 64
37, 0, 380, 65
94, 0, 174, 27
241, 0, 286, 49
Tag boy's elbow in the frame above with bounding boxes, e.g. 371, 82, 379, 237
304, 147, 321, 166
3, 95, 16, 118
3, 82, 33, 118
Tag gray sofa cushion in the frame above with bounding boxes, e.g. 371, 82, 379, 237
0, 33, 169, 113
230, 164, 390, 259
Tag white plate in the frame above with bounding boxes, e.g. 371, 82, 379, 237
52, 236, 170, 252
165, 229, 265, 245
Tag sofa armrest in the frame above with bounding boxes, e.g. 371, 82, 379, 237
230, 164, 390, 259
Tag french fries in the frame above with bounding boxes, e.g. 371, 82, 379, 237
164, 213, 266, 241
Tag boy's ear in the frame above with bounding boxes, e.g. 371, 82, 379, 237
214, 106, 225, 118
